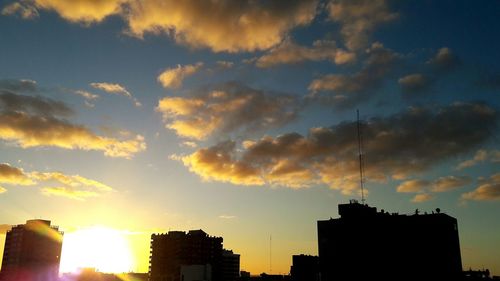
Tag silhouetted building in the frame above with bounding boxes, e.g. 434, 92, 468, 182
0, 219, 63, 281
463, 268, 493, 280
290, 255, 319, 281
240, 271, 251, 279
180, 264, 212, 281
256, 273, 290, 281
149, 230, 223, 281
221, 249, 240, 281
317, 201, 462, 281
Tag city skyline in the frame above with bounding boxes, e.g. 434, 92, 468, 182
0, 0, 499, 276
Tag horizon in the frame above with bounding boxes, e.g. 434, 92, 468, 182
0, 201, 492, 276
0, 0, 499, 277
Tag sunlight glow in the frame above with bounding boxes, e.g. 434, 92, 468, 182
60, 226, 134, 273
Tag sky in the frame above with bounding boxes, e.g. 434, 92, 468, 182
0, 0, 499, 276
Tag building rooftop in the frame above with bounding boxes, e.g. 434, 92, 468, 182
333, 199, 453, 220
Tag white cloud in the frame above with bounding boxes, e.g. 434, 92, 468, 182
90, 82, 141, 107
1, 1, 39, 19
74, 90, 99, 100
218, 215, 236, 219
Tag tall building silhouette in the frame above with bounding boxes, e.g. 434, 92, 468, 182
290, 254, 319, 281
0, 219, 63, 281
149, 230, 224, 281
317, 201, 462, 281
221, 249, 240, 281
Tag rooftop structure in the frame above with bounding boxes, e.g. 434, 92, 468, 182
0, 219, 63, 281
317, 201, 462, 281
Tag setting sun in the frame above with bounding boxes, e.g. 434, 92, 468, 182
1, 0, 500, 278
60, 227, 134, 273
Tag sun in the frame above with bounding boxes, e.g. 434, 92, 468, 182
59, 226, 134, 273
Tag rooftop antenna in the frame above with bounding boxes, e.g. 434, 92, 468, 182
269, 235, 272, 273
357, 109, 366, 204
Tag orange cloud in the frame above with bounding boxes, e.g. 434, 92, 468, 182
462, 173, 500, 201
41, 186, 100, 200
398, 73, 431, 94
396, 180, 430, 193
308, 43, 400, 108
35, 170, 114, 200
432, 176, 472, 193
157, 83, 300, 140
427, 47, 459, 71
176, 102, 497, 195
0, 163, 113, 200
255, 39, 355, 68
125, 0, 318, 52
31, 172, 113, 191
457, 149, 500, 170
31, 0, 124, 24
0, 90, 146, 158
157, 63, 203, 89
327, 0, 398, 50
5, 0, 319, 53
396, 176, 471, 196
0, 163, 36, 186
0, 111, 145, 158
411, 193, 434, 203
179, 141, 264, 186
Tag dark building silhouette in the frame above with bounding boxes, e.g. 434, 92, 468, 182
0, 219, 63, 281
221, 249, 240, 281
149, 230, 224, 281
317, 201, 462, 281
290, 255, 319, 281
180, 264, 212, 281
463, 268, 492, 280
240, 273, 291, 281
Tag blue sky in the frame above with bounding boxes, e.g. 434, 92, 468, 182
0, 0, 499, 275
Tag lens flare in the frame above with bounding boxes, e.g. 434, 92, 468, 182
59, 226, 134, 273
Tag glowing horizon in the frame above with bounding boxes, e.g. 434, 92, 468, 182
59, 226, 134, 274
0, 0, 499, 276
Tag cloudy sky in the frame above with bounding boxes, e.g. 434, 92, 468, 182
0, 0, 499, 275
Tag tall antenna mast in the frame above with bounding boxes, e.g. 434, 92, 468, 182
269, 235, 272, 273
357, 109, 366, 204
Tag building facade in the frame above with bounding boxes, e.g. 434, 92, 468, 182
290, 255, 319, 281
221, 249, 240, 281
180, 264, 212, 281
149, 230, 223, 281
0, 219, 63, 281
317, 201, 462, 281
